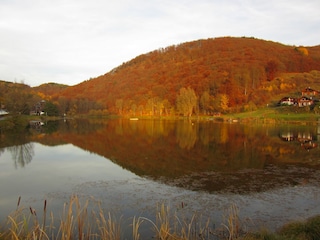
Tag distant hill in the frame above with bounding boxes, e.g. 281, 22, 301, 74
0, 80, 37, 114
50, 37, 320, 115
0, 81, 70, 115
33, 82, 69, 96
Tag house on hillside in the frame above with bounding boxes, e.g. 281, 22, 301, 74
30, 100, 46, 115
297, 97, 314, 107
301, 87, 319, 98
278, 97, 296, 106
278, 87, 318, 108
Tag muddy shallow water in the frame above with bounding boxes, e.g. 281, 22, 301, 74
168, 164, 320, 193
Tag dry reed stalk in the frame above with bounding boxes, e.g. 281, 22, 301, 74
17, 196, 21, 210
57, 195, 94, 240
140, 203, 210, 240
4, 197, 50, 240
96, 211, 121, 240
58, 196, 77, 240
173, 212, 212, 240
157, 204, 172, 239
132, 216, 144, 240
5, 197, 31, 239
174, 214, 196, 239
7, 215, 21, 240
3, 197, 217, 239
198, 218, 211, 240
222, 203, 241, 240
41, 199, 47, 239
75, 196, 91, 240
29, 207, 41, 238
93, 199, 122, 240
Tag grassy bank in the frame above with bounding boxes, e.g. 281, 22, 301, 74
224, 107, 320, 124
1, 196, 320, 240
115, 107, 320, 124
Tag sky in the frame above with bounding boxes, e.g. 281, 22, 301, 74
0, 0, 319, 87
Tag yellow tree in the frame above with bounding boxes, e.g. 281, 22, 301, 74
176, 87, 198, 117
199, 91, 211, 115
218, 94, 229, 113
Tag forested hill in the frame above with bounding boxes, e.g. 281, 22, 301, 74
55, 37, 320, 115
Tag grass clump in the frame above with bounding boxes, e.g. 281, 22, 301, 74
1, 196, 218, 240
1, 196, 320, 240
235, 216, 320, 240
277, 215, 320, 240
136, 204, 212, 239
0, 196, 123, 240
1, 196, 49, 240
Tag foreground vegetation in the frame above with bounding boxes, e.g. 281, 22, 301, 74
1, 196, 320, 240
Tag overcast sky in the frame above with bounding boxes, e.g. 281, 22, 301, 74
0, 0, 319, 87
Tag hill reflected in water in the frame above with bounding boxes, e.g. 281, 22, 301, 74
3, 118, 320, 193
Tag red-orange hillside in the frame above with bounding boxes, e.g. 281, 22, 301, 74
53, 37, 320, 114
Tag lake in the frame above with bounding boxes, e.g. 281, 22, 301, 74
1, 118, 320, 238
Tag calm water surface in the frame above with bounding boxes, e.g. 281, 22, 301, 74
1, 118, 320, 238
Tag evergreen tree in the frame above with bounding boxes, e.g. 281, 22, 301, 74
44, 101, 59, 116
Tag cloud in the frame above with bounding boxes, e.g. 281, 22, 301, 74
0, 0, 319, 86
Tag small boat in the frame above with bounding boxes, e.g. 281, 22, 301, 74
129, 118, 139, 121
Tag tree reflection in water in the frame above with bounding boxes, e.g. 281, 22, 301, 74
8, 143, 34, 168
176, 120, 197, 149
2, 118, 318, 192
0, 147, 4, 157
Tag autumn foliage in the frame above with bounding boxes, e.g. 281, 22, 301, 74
52, 37, 320, 115
3, 37, 320, 116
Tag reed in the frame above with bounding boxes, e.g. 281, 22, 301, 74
57, 195, 87, 239
137, 203, 215, 240
1, 197, 218, 240
95, 211, 121, 240
131, 216, 144, 240
5, 195, 320, 240
222, 203, 241, 240
2, 196, 50, 240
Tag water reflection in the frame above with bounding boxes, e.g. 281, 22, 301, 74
7, 143, 34, 168
279, 128, 319, 151
1, 118, 320, 194
176, 120, 197, 149
1, 118, 320, 240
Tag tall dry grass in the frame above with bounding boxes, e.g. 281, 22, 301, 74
1, 195, 122, 240
222, 204, 241, 240
2, 196, 50, 240
0, 195, 280, 240
135, 203, 217, 240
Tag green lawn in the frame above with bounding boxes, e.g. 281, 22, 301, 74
226, 107, 320, 123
